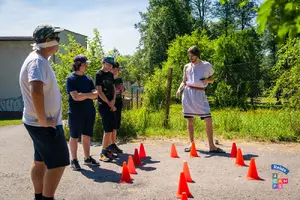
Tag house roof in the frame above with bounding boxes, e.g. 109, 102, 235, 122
0, 36, 33, 41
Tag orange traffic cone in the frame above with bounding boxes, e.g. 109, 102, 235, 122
120, 162, 133, 183
181, 192, 188, 200
176, 172, 193, 198
133, 148, 142, 166
139, 143, 147, 159
247, 158, 260, 180
230, 142, 237, 158
182, 161, 193, 183
127, 155, 137, 174
235, 148, 246, 166
189, 141, 199, 157
171, 143, 179, 158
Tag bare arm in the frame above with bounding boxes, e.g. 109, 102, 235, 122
70, 90, 98, 101
29, 81, 55, 127
176, 65, 188, 96
96, 85, 110, 104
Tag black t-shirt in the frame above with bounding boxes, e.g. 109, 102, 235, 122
66, 73, 96, 114
95, 70, 115, 103
114, 77, 124, 99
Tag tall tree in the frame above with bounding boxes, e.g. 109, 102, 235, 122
135, 0, 193, 72
234, 0, 258, 30
191, 0, 212, 30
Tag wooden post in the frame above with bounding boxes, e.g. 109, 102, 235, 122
131, 87, 134, 109
136, 88, 139, 109
163, 68, 173, 128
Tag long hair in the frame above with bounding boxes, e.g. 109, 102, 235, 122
71, 61, 82, 72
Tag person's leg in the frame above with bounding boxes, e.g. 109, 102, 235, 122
31, 161, 46, 199
69, 137, 79, 160
204, 117, 225, 153
188, 118, 195, 143
82, 135, 90, 159
111, 129, 117, 144
42, 166, 66, 198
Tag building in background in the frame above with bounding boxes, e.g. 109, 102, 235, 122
0, 29, 87, 119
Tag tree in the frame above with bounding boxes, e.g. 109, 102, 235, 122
234, 0, 258, 30
135, 0, 193, 71
190, 0, 212, 30
257, 0, 300, 42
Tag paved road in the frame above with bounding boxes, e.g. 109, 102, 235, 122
0, 125, 299, 200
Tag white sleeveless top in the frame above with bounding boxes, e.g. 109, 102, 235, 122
184, 61, 214, 88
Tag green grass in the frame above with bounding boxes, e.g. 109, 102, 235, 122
0, 119, 23, 127
121, 104, 300, 142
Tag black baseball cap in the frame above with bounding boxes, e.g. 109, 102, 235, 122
74, 54, 90, 63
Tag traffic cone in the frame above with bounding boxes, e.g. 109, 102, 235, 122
176, 172, 193, 198
230, 142, 237, 158
171, 143, 179, 158
139, 143, 147, 159
120, 162, 132, 183
127, 155, 137, 174
189, 141, 199, 157
247, 158, 260, 180
182, 161, 193, 182
181, 192, 188, 200
235, 148, 246, 166
133, 148, 142, 166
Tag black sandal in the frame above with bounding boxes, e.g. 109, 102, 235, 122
209, 148, 226, 154
184, 147, 191, 152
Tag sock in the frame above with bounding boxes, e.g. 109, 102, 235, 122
101, 149, 107, 154
35, 193, 42, 200
42, 196, 54, 200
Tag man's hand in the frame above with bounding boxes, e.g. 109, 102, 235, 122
38, 118, 56, 128
111, 106, 117, 112
176, 90, 183, 98
110, 99, 115, 107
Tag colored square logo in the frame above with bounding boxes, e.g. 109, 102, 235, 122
277, 184, 283, 189
278, 178, 283, 184
272, 178, 278, 184
272, 184, 278, 189
282, 178, 288, 184
273, 173, 278, 179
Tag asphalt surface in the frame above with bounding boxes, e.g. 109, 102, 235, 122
0, 125, 300, 200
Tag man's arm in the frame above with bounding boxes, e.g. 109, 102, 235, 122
176, 65, 187, 97
203, 75, 214, 84
29, 81, 55, 127
96, 85, 110, 104
70, 91, 98, 101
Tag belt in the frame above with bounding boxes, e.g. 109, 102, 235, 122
186, 85, 205, 91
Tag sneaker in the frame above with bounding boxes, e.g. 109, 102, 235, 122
99, 152, 113, 162
84, 156, 100, 166
113, 144, 123, 154
107, 150, 118, 159
71, 159, 81, 171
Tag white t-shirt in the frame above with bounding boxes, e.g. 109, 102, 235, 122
184, 61, 214, 88
19, 51, 62, 126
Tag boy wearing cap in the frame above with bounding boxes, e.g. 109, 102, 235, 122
66, 54, 99, 171
176, 46, 225, 154
19, 25, 69, 200
109, 62, 125, 154
95, 56, 117, 162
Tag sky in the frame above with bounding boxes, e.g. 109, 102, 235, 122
0, 0, 148, 55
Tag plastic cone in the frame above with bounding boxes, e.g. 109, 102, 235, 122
230, 142, 237, 158
127, 155, 137, 174
176, 172, 193, 198
171, 143, 179, 158
181, 192, 188, 200
189, 141, 199, 157
235, 148, 246, 166
133, 148, 142, 166
139, 143, 147, 159
120, 162, 132, 183
247, 158, 260, 180
182, 161, 193, 182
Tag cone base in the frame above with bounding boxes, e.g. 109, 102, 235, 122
120, 180, 133, 184
247, 176, 260, 180
235, 163, 246, 167
176, 193, 193, 199
190, 154, 199, 157
171, 155, 180, 158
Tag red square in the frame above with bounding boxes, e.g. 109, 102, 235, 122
282, 178, 289, 184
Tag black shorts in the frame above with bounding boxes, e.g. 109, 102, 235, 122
115, 99, 123, 130
68, 110, 96, 138
98, 103, 117, 132
24, 124, 70, 169
184, 115, 212, 120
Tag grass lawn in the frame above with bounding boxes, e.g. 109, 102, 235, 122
0, 119, 23, 127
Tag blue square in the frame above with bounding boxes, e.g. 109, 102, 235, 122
273, 184, 278, 189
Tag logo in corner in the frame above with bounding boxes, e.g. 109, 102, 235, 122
271, 164, 289, 190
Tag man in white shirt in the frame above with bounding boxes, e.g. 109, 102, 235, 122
19, 25, 70, 200
176, 46, 225, 154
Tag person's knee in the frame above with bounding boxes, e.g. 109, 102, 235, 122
70, 137, 79, 141
33, 161, 46, 168
205, 117, 212, 123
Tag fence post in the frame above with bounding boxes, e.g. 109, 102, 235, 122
131, 87, 134, 109
163, 68, 173, 128
136, 89, 139, 109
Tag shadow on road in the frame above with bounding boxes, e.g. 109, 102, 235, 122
80, 166, 121, 183
197, 150, 259, 160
